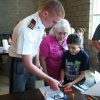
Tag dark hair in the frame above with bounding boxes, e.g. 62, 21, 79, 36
77, 28, 86, 34
67, 34, 81, 45
42, 0, 65, 18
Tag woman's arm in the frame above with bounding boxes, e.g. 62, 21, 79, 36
34, 51, 43, 70
40, 56, 48, 74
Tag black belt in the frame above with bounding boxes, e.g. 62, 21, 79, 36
12, 57, 23, 62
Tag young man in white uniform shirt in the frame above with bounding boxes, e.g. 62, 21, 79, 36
9, 12, 45, 58
9, 0, 65, 93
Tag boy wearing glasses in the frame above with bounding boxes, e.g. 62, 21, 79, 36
60, 34, 90, 89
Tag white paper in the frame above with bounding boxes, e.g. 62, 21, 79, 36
73, 84, 86, 93
2, 39, 9, 50
94, 71, 100, 83
84, 82, 100, 96
39, 86, 64, 100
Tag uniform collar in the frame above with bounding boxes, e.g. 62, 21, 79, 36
36, 11, 45, 30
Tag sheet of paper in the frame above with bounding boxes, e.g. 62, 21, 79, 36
94, 71, 100, 83
39, 86, 64, 100
84, 82, 100, 96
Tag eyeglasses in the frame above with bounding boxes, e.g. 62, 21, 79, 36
57, 32, 67, 35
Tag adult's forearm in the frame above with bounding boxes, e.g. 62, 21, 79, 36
25, 62, 53, 83
92, 40, 100, 52
22, 55, 60, 90
22, 55, 51, 83
34, 52, 40, 65
40, 56, 48, 74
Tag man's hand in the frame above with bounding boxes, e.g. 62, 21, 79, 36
63, 82, 74, 89
49, 78, 61, 91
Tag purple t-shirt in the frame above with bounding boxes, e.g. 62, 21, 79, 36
40, 35, 67, 80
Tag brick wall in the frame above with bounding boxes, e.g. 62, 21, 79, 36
0, 0, 38, 34
60, 0, 90, 33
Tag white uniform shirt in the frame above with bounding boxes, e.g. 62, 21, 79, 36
9, 12, 45, 58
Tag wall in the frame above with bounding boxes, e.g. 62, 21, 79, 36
0, 0, 38, 34
60, 0, 90, 33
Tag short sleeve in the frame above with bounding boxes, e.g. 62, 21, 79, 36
17, 27, 36, 55
61, 52, 67, 69
40, 37, 50, 57
80, 51, 90, 71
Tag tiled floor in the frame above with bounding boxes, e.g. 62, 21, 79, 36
0, 75, 44, 95
0, 75, 9, 95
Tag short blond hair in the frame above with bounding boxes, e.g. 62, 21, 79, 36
42, 0, 65, 18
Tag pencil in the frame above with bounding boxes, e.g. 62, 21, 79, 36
88, 95, 98, 100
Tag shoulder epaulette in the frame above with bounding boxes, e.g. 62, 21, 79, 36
28, 19, 36, 30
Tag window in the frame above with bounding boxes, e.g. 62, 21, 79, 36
89, 0, 100, 39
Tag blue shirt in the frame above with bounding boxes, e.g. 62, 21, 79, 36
61, 50, 90, 81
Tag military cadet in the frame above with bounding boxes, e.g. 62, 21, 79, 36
9, 0, 65, 93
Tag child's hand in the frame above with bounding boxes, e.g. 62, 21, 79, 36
63, 82, 73, 89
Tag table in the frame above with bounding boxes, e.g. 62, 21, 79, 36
65, 87, 87, 100
64, 87, 100, 100
0, 89, 44, 100
0, 88, 99, 100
